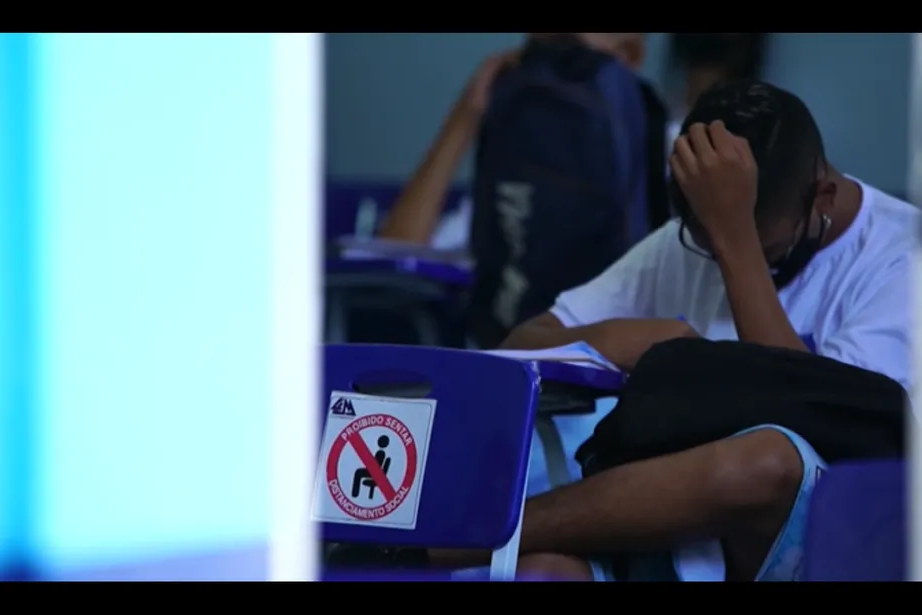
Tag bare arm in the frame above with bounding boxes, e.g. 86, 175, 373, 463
501, 312, 698, 371
713, 229, 809, 352
377, 105, 479, 243
377, 49, 519, 245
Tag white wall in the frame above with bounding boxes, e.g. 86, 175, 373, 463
326, 34, 912, 195
31, 34, 275, 573
0, 33, 33, 576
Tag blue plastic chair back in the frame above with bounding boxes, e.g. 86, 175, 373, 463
321, 344, 541, 579
803, 459, 906, 581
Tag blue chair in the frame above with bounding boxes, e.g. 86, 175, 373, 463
324, 181, 472, 347
320, 344, 540, 580
803, 459, 906, 581
325, 241, 472, 346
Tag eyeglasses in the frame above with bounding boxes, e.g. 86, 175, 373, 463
677, 182, 822, 264
677, 216, 807, 263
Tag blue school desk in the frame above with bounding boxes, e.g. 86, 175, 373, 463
527, 358, 624, 489
320, 343, 623, 580
325, 240, 473, 346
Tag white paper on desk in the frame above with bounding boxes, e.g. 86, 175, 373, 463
484, 342, 618, 371
336, 236, 472, 267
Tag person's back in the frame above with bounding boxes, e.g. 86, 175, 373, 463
468, 34, 654, 348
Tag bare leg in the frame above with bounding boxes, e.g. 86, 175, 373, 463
516, 553, 594, 581
429, 429, 803, 580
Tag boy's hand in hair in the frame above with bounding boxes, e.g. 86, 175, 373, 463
669, 120, 759, 253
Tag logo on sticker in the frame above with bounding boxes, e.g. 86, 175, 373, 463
330, 397, 356, 416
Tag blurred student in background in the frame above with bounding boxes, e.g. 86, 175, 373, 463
377, 33, 656, 251
376, 33, 771, 253
375, 48, 520, 249
666, 34, 770, 143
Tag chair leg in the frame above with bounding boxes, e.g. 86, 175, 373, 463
488, 436, 532, 581
407, 305, 440, 347
325, 289, 348, 343
535, 417, 572, 489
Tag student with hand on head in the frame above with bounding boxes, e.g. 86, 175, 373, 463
376, 33, 650, 251
506, 80, 915, 386
331, 80, 919, 581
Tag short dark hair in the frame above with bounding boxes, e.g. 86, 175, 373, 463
671, 80, 827, 223
669, 34, 769, 82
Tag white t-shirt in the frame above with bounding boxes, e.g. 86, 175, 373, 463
550, 177, 920, 391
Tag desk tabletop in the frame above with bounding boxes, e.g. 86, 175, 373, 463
327, 238, 474, 287
484, 344, 624, 395
535, 359, 624, 393
326, 256, 473, 287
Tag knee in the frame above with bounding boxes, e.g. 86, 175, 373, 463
708, 428, 804, 518
517, 553, 594, 581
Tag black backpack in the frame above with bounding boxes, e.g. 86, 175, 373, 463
576, 338, 909, 477
468, 36, 663, 348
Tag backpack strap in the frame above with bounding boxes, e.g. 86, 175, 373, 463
637, 79, 671, 229
594, 61, 649, 246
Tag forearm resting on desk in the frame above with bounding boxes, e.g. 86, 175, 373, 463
379, 49, 517, 244
501, 314, 698, 371
377, 105, 478, 244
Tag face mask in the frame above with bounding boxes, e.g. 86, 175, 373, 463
768, 213, 831, 290
678, 211, 832, 290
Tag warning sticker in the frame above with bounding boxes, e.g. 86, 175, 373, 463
311, 392, 436, 530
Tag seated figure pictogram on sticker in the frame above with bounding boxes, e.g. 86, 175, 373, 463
312, 392, 436, 530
